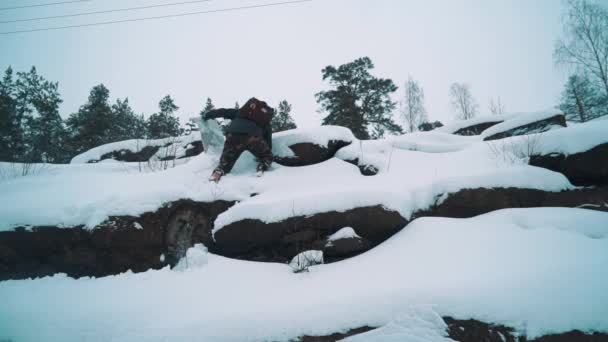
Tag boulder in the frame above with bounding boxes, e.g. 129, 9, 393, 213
213, 206, 407, 263
483, 114, 566, 141
271, 126, 355, 166
71, 135, 205, 164
453, 120, 504, 136
273, 140, 352, 166
530, 143, 608, 186
0, 200, 232, 280
99, 145, 161, 163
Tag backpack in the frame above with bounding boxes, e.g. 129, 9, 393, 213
239, 97, 274, 127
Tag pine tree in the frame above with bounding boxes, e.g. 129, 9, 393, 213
112, 98, 147, 140
559, 73, 603, 122
0, 67, 18, 162
234, 101, 240, 110
66, 84, 114, 154
28, 71, 66, 162
271, 100, 297, 132
203, 97, 215, 113
147, 95, 181, 139
0, 67, 68, 163
316, 57, 402, 139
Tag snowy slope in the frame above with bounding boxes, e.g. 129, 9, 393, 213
0, 128, 574, 231
1, 208, 607, 341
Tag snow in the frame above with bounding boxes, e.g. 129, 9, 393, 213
1, 122, 576, 232
173, 244, 209, 271
480, 110, 564, 139
289, 250, 324, 270
70, 133, 201, 164
1, 208, 607, 341
591, 114, 608, 122
327, 227, 361, 242
272, 125, 355, 157
534, 119, 608, 155
197, 117, 225, 154
343, 306, 454, 342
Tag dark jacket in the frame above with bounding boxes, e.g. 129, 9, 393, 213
205, 108, 273, 149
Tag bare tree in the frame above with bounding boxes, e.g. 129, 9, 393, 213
400, 76, 428, 132
555, 0, 608, 98
450, 83, 479, 120
489, 96, 506, 115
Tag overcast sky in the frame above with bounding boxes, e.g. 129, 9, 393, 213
0, 0, 566, 128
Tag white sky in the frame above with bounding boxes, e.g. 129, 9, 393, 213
0, 0, 566, 128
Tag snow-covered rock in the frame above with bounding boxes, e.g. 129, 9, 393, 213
529, 120, 608, 186
70, 134, 203, 164
272, 126, 354, 166
481, 110, 566, 141
437, 115, 511, 136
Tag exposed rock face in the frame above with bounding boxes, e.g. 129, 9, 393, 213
2, 187, 606, 280
453, 120, 503, 136
182, 140, 204, 159
273, 140, 352, 166
213, 206, 407, 263
444, 317, 608, 342
483, 114, 567, 141
0, 200, 232, 281
418, 120, 444, 132
419, 186, 608, 219
530, 143, 608, 186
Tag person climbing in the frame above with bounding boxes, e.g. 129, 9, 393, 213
203, 97, 275, 182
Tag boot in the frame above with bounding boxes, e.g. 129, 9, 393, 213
256, 164, 267, 177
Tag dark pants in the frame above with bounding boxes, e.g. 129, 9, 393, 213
215, 133, 273, 174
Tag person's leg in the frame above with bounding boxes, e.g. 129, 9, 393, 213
211, 134, 246, 181
246, 135, 273, 172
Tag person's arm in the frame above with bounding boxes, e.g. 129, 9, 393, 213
204, 108, 238, 120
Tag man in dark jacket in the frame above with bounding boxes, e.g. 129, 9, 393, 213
204, 97, 275, 182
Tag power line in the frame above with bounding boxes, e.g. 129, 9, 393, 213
1, 0, 213, 24
0, 0, 312, 35
0, 0, 92, 11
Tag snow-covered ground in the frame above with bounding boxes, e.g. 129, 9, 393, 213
0, 133, 575, 232
1, 114, 607, 341
1, 208, 607, 341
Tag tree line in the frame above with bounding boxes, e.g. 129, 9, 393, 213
0, 67, 297, 164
